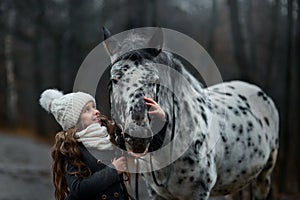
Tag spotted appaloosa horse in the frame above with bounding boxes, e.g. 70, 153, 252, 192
104, 28, 279, 200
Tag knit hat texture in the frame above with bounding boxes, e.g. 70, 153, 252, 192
39, 89, 96, 130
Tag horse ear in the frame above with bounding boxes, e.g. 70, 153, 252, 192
102, 27, 119, 62
103, 26, 111, 40
148, 27, 163, 54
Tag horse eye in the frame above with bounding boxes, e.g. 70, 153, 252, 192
111, 77, 119, 84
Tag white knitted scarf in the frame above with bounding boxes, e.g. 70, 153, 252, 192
75, 123, 114, 150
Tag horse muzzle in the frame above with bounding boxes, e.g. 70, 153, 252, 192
124, 123, 153, 154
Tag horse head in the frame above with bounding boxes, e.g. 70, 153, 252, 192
104, 28, 165, 154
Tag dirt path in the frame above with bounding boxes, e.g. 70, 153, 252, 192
0, 132, 53, 200
0, 132, 227, 200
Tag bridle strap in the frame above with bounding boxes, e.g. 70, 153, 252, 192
119, 174, 130, 200
135, 160, 140, 200
150, 92, 175, 188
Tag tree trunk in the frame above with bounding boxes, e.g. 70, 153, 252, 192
207, 0, 217, 55
245, 0, 257, 82
127, 0, 148, 28
33, 0, 46, 134
227, 0, 250, 81
3, 0, 18, 126
296, 0, 300, 189
280, 0, 298, 195
61, 0, 85, 92
54, 34, 63, 88
265, 0, 280, 90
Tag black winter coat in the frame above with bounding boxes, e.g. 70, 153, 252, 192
63, 117, 168, 200
64, 144, 125, 200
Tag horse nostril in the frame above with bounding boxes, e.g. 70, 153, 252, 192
125, 123, 152, 139
131, 104, 146, 121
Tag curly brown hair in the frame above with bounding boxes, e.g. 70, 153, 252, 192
51, 114, 123, 200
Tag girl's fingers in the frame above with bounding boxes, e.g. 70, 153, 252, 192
148, 110, 158, 114
144, 97, 157, 104
145, 102, 156, 107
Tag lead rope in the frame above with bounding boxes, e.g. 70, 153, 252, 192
120, 173, 130, 200
114, 133, 131, 200
135, 159, 140, 200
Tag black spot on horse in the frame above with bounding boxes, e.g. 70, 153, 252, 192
246, 102, 251, 108
207, 160, 211, 167
221, 135, 227, 143
258, 135, 262, 144
225, 146, 230, 155
264, 117, 270, 126
238, 94, 248, 102
207, 177, 211, 183
201, 112, 208, 126
257, 91, 268, 101
190, 176, 194, 182
178, 178, 184, 185
265, 134, 269, 141
238, 125, 243, 135
258, 119, 263, 128
183, 157, 195, 165
246, 121, 254, 133
234, 109, 240, 116
232, 123, 237, 131
194, 140, 202, 154
199, 181, 208, 191
196, 97, 205, 104
257, 91, 264, 97
194, 117, 199, 124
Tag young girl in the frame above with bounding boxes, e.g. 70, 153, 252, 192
39, 89, 167, 200
40, 89, 128, 200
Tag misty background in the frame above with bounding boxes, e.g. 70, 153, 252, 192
0, 0, 299, 199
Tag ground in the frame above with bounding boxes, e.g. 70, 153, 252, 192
0, 132, 227, 200
0, 132, 53, 200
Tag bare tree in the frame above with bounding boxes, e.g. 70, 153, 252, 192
265, 0, 280, 89
207, 0, 217, 54
245, 0, 256, 79
281, 0, 299, 194
227, 0, 250, 81
3, 0, 18, 126
32, 0, 47, 134
296, 0, 300, 188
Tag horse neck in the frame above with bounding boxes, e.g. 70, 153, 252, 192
155, 81, 210, 160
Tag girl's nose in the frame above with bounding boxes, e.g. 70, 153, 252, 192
94, 108, 100, 116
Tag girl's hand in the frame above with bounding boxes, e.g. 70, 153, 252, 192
144, 97, 166, 121
112, 156, 127, 174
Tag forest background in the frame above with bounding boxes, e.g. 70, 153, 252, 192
0, 0, 299, 199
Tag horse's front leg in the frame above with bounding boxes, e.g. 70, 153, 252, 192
191, 187, 212, 200
143, 180, 167, 200
149, 189, 167, 200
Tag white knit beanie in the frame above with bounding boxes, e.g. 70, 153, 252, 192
39, 89, 96, 130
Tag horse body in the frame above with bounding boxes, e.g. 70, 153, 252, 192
104, 29, 279, 200
137, 80, 279, 200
